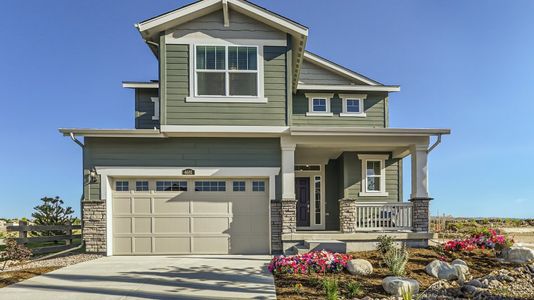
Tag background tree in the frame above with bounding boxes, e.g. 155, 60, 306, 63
32, 196, 75, 236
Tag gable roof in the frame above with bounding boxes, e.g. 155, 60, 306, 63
136, 0, 308, 92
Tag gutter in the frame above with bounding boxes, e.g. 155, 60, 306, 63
70, 132, 84, 148
427, 134, 443, 153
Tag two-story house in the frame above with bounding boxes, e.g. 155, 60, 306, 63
60, 0, 450, 256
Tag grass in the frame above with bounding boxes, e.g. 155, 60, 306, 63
273, 247, 511, 299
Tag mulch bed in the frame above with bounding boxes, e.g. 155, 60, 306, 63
274, 248, 512, 299
0, 266, 60, 288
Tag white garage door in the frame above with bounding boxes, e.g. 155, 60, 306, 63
111, 178, 270, 255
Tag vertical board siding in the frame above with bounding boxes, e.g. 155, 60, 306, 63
164, 44, 287, 126
291, 91, 387, 127
135, 88, 160, 129
82, 137, 281, 201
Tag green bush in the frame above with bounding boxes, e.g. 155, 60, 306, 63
322, 278, 339, 300
376, 235, 395, 255
345, 280, 362, 298
383, 245, 409, 276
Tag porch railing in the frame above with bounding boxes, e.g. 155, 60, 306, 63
354, 202, 413, 231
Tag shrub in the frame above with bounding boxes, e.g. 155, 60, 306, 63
268, 250, 352, 275
345, 280, 362, 298
376, 235, 395, 255
322, 278, 338, 300
1, 239, 32, 270
383, 245, 409, 276
401, 285, 414, 300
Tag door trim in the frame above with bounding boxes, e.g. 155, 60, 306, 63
295, 164, 325, 230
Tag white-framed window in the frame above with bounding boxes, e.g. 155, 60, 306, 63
314, 176, 321, 225
115, 181, 129, 192
233, 181, 246, 192
188, 45, 266, 103
195, 181, 226, 192
340, 94, 367, 117
252, 181, 265, 192
135, 181, 149, 191
305, 93, 334, 116
156, 181, 187, 192
358, 154, 389, 197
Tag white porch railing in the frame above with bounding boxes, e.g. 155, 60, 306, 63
354, 202, 413, 231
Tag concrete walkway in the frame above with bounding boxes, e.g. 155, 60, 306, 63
0, 255, 276, 300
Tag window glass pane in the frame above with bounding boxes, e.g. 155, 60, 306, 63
229, 73, 257, 96
347, 99, 360, 113
195, 181, 226, 192
115, 181, 129, 191
196, 46, 206, 69
367, 177, 380, 191
205, 46, 216, 69
314, 176, 321, 224
247, 47, 257, 70
252, 181, 265, 192
197, 72, 225, 96
367, 161, 381, 176
136, 181, 149, 191
156, 181, 187, 191
215, 46, 225, 70
228, 46, 238, 70
233, 181, 246, 192
237, 47, 247, 70
313, 99, 327, 112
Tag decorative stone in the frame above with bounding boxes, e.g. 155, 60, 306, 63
347, 259, 373, 276
461, 284, 481, 296
503, 246, 534, 264
425, 259, 469, 281
382, 276, 419, 296
466, 279, 483, 288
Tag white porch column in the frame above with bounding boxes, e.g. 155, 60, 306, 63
281, 143, 296, 200
410, 144, 429, 199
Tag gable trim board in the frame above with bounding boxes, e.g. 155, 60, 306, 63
297, 84, 400, 92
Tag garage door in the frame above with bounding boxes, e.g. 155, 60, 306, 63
111, 178, 270, 255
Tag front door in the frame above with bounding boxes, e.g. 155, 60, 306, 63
295, 177, 310, 227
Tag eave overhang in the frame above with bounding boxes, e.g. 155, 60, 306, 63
59, 128, 165, 138
297, 84, 400, 92
122, 81, 159, 89
290, 127, 451, 137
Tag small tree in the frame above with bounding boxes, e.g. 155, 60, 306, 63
1, 239, 32, 270
32, 196, 75, 236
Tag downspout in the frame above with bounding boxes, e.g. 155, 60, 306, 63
427, 134, 442, 153
70, 132, 84, 148
69, 132, 86, 250
145, 40, 159, 48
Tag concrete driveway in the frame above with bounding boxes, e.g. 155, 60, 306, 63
0, 255, 276, 300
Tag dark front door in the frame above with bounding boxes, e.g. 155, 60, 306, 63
295, 177, 310, 227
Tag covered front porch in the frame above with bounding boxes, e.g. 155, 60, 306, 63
276, 127, 449, 253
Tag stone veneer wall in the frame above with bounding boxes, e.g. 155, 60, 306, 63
281, 199, 297, 234
271, 201, 282, 253
410, 198, 431, 232
82, 201, 107, 253
339, 199, 357, 233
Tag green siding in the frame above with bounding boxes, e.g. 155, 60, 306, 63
291, 92, 387, 127
325, 159, 340, 230
82, 137, 281, 201
135, 88, 159, 129
163, 44, 288, 126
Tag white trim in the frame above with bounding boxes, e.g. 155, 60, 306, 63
122, 82, 159, 89
221, 0, 230, 27
298, 84, 401, 92
306, 112, 334, 117
340, 94, 367, 117
97, 166, 280, 256
185, 96, 268, 103
160, 125, 289, 134
295, 164, 325, 230
357, 154, 389, 197
305, 93, 334, 116
303, 52, 381, 86
151, 97, 160, 120
290, 127, 451, 137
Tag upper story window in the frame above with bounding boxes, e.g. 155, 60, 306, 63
358, 154, 389, 197
305, 93, 334, 116
189, 45, 266, 103
340, 94, 367, 117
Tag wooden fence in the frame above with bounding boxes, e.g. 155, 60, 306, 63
6, 221, 82, 254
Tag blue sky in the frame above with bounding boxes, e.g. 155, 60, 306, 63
1, 0, 533, 219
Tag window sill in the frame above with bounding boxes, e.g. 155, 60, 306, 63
359, 192, 389, 197
306, 112, 334, 117
340, 112, 367, 118
186, 96, 268, 103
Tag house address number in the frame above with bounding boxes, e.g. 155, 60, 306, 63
182, 168, 195, 175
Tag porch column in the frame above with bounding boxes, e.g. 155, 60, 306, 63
281, 143, 297, 233
409, 145, 432, 232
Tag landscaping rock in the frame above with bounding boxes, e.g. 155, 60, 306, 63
503, 246, 534, 264
461, 284, 481, 297
425, 259, 469, 281
382, 276, 419, 296
465, 279, 483, 288
347, 259, 373, 276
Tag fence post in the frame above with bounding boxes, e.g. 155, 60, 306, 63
18, 220, 28, 244
66, 221, 72, 245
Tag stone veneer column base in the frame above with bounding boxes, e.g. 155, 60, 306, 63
339, 199, 357, 233
82, 201, 107, 253
270, 201, 282, 253
409, 197, 432, 232
281, 199, 297, 234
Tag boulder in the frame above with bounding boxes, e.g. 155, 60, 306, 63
347, 259, 373, 276
382, 276, 419, 296
425, 259, 469, 281
503, 246, 534, 264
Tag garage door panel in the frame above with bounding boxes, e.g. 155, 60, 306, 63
153, 197, 189, 214
114, 218, 132, 234
133, 218, 152, 234
134, 237, 152, 253
193, 236, 228, 253
154, 217, 190, 233
114, 237, 132, 254
155, 237, 191, 253
133, 197, 152, 214
191, 200, 229, 214
231, 236, 268, 254
113, 197, 132, 214
192, 217, 229, 233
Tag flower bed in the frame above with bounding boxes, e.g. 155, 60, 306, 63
268, 250, 352, 274
444, 228, 514, 253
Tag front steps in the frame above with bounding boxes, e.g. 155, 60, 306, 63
288, 240, 347, 255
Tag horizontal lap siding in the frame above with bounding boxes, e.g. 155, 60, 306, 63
164, 45, 287, 126
82, 137, 281, 201
291, 92, 387, 127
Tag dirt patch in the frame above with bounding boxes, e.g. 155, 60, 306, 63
0, 267, 60, 288
274, 248, 513, 299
